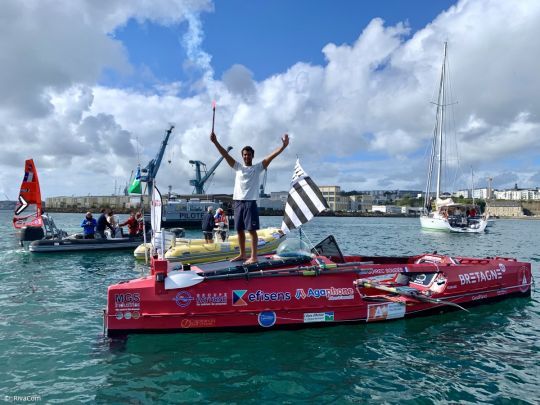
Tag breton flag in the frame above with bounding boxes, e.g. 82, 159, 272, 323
281, 159, 329, 234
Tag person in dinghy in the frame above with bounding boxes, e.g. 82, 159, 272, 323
210, 131, 289, 264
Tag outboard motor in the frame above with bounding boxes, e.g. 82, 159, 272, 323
169, 228, 185, 238
20, 226, 45, 242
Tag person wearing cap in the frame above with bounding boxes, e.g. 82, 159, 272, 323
210, 131, 289, 264
81, 212, 97, 239
214, 207, 229, 242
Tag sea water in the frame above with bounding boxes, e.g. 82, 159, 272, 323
0, 211, 538, 403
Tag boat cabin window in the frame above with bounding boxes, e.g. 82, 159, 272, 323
409, 273, 437, 287
312, 235, 345, 263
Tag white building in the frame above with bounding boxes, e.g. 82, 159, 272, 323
493, 188, 540, 201
454, 189, 470, 198
371, 205, 402, 214
453, 188, 489, 199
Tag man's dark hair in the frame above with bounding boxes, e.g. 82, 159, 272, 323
242, 146, 255, 156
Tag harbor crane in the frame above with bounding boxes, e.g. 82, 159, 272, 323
189, 146, 232, 194
140, 125, 175, 196
259, 169, 269, 198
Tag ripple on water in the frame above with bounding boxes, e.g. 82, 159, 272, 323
0, 213, 539, 403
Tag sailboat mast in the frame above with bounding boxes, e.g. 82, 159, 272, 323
471, 167, 475, 206
435, 42, 447, 200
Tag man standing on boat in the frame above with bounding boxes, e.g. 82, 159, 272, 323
120, 211, 139, 237
210, 131, 289, 264
96, 208, 115, 239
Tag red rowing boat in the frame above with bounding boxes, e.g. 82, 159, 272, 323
104, 236, 532, 336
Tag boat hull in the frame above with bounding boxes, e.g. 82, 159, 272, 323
161, 228, 285, 264
30, 235, 146, 252
105, 253, 532, 336
420, 215, 488, 233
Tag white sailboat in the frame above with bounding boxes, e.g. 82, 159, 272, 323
420, 42, 489, 233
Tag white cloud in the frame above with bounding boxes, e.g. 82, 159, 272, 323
1, 0, 540, 201
221, 65, 256, 99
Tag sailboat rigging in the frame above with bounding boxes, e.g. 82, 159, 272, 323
420, 42, 489, 233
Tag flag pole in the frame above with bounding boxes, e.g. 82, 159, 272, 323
142, 183, 148, 264
211, 100, 216, 133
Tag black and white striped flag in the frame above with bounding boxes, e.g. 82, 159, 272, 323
281, 159, 329, 234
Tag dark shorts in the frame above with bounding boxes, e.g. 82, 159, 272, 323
233, 200, 259, 231
203, 231, 213, 240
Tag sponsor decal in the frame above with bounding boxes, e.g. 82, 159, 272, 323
303, 312, 335, 323
519, 266, 529, 293
367, 303, 405, 322
174, 291, 194, 308
520, 274, 529, 293
114, 293, 141, 310
196, 293, 227, 306
458, 267, 505, 285
471, 294, 488, 301
258, 311, 276, 327
132, 311, 140, 320
181, 318, 216, 328
295, 286, 354, 301
115, 312, 123, 320
232, 290, 248, 306
232, 290, 292, 305
247, 290, 291, 302
124, 311, 132, 320
359, 267, 405, 275
364, 274, 395, 283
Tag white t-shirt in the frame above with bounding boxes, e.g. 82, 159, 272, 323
233, 161, 264, 200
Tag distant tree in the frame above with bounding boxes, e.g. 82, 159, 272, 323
397, 196, 411, 206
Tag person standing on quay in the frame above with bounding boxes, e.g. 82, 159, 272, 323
210, 131, 289, 264
202, 206, 215, 243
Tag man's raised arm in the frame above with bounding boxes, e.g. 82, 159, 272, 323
210, 132, 236, 168
262, 134, 289, 169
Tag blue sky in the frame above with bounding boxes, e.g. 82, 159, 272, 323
110, 1, 457, 88
1, 0, 539, 198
